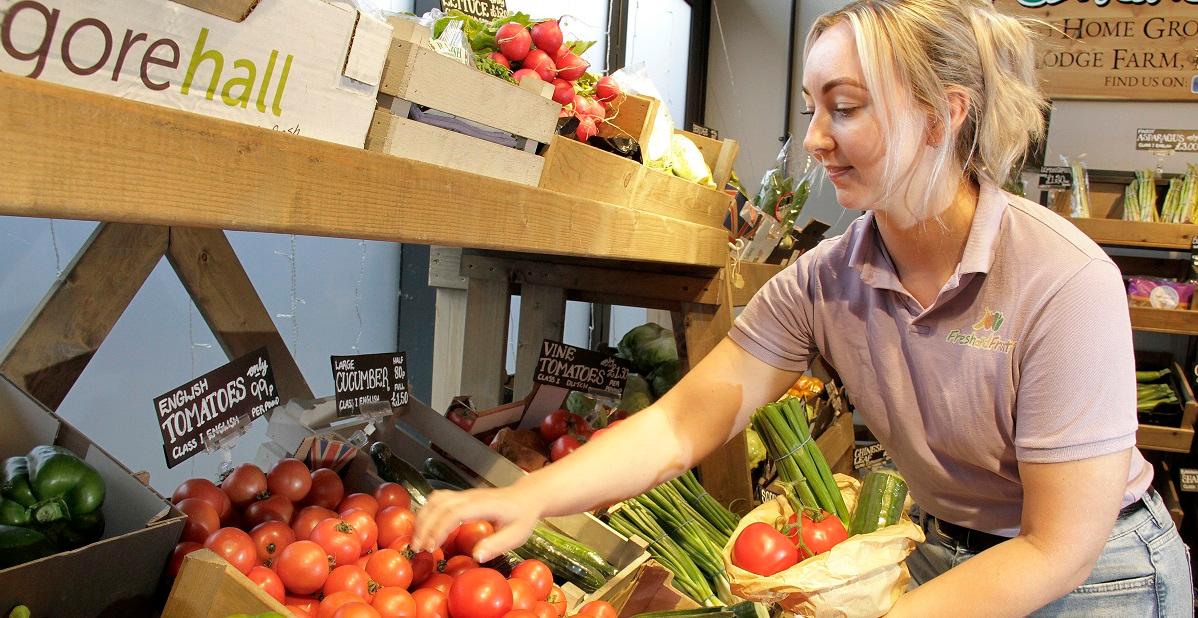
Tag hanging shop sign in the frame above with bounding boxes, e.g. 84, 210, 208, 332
440, 0, 508, 21
993, 0, 1198, 101
153, 348, 279, 468
330, 352, 410, 418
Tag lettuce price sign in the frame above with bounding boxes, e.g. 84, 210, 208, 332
154, 349, 279, 468
993, 0, 1198, 101
440, 0, 507, 20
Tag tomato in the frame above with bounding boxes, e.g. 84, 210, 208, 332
443, 526, 461, 556
247, 565, 286, 602
510, 559, 552, 601
318, 591, 368, 618
167, 541, 203, 578
377, 507, 416, 549
334, 602, 382, 618
176, 497, 221, 544
251, 520, 296, 567
548, 435, 583, 462
293, 505, 339, 540
412, 588, 449, 618
356, 554, 372, 569
507, 577, 536, 611
576, 601, 617, 618
311, 518, 363, 568
374, 483, 412, 510
530, 602, 556, 618
341, 509, 380, 551
172, 478, 232, 523
538, 409, 586, 442
452, 520, 493, 558
324, 564, 378, 602
306, 468, 345, 510
442, 555, 478, 577
287, 595, 321, 614
245, 494, 295, 528
275, 540, 333, 595
339, 493, 380, 517
371, 587, 416, 618
409, 547, 444, 587
731, 522, 800, 576
784, 510, 849, 559
288, 606, 315, 618
501, 612, 538, 618
448, 568, 512, 618
545, 586, 566, 618
366, 548, 413, 589
420, 573, 455, 595
222, 463, 268, 509
204, 527, 256, 574
268, 458, 313, 503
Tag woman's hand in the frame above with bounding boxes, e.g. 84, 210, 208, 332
412, 484, 543, 562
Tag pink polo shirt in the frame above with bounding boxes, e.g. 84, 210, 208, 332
730, 183, 1153, 536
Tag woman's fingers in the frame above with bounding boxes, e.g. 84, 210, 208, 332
412, 487, 539, 553
473, 518, 536, 563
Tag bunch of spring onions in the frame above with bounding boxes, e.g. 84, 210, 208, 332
1124, 170, 1160, 222
751, 397, 849, 524
1161, 164, 1198, 224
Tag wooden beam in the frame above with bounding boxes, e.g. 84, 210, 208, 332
460, 278, 511, 409
0, 74, 728, 268
514, 285, 567, 401
165, 227, 314, 402
729, 263, 785, 306
431, 287, 468, 412
0, 223, 168, 409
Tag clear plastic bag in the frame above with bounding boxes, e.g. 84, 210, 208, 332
431, 16, 475, 67
754, 137, 816, 231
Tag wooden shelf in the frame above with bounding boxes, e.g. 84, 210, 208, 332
1130, 307, 1198, 336
1069, 218, 1198, 251
0, 74, 728, 268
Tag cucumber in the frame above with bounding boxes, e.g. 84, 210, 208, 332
422, 458, 473, 490
634, 602, 766, 618
368, 442, 433, 505
531, 525, 618, 578
848, 470, 909, 536
515, 527, 609, 593
0, 524, 56, 569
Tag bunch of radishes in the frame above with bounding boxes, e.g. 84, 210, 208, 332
488, 19, 622, 142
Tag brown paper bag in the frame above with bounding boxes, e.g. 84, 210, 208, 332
722, 474, 925, 618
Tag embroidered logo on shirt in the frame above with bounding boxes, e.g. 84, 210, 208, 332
946, 307, 1016, 353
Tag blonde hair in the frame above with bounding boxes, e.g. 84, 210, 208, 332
806, 0, 1048, 218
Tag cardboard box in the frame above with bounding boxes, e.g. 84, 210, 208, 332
0, 373, 186, 617
0, 0, 391, 148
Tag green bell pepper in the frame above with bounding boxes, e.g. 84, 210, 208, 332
0, 446, 105, 554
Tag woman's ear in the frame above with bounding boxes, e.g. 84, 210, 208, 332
925, 88, 971, 147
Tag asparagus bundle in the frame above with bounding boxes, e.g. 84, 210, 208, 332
751, 397, 849, 524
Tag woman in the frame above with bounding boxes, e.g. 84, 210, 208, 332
414, 0, 1192, 613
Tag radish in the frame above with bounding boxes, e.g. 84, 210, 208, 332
489, 52, 510, 69
551, 79, 575, 105
523, 49, 557, 82
552, 45, 572, 63
595, 75, 622, 103
530, 20, 564, 58
497, 23, 532, 62
576, 117, 598, 141
572, 95, 603, 122
512, 68, 541, 85
555, 52, 589, 82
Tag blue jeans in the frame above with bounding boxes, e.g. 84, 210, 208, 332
907, 489, 1193, 616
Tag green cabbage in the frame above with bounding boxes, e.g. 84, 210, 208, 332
617, 323, 679, 375
647, 359, 682, 398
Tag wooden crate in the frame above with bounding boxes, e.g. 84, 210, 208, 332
539, 136, 733, 229
1135, 355, 1197, 454
598, 94, 659, 145
367, 19, 560, 187
678, 129, 739, 190
162, 550, 290, 618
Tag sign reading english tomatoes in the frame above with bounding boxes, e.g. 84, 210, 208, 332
992, 0, 1198, 101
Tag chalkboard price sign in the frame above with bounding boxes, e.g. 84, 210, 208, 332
1038, 166, 1073, 190
331, 352, 410, 418
154, 349, 280, 468
441, 0, 507, 20
534, 340, 630, 397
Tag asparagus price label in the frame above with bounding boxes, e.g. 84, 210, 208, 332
154, 348, 279, 468
331, 352, 409, 418
1038, 166, 1073, 190
1136, 129, 1198, 153
440, 0, 507, 20
1180, 468, 1198, 493
534, 340, 631, 397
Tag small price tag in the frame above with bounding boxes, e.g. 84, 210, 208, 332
852, 443, 889, 470
1179, 468, 1198, 493
331, 352, 409, 418
1136, 128, 1198, 153
439, 0, 507, 20
534, 340, 631, 397
1038, 166, 1072, 190
154, 349, 279, 468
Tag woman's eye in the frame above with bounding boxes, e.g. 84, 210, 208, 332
832, 107, 857, 118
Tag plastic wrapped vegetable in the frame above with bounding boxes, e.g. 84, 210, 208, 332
566, 391, 599, 416
667, 134, 716, 188
0, 446, 106, 555
745, 427, 767, 469
619, 374, 654, 413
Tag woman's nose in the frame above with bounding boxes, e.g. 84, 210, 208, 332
803, 112, 833, 159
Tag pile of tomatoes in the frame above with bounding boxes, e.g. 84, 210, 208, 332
538, 409, 625, 463
166, 459, 618, 618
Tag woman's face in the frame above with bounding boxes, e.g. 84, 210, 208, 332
801, 22, 889, 212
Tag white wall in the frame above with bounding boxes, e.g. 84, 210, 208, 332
0, 217, 400, 495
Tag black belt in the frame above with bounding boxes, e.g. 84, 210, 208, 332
927, 493, 1150, 554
